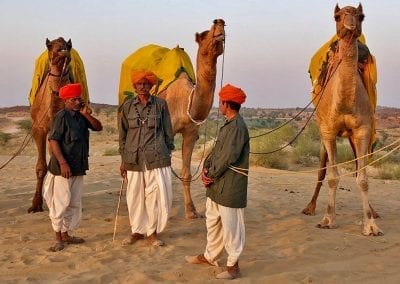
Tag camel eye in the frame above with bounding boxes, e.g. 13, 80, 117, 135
359, 14, 365, 21
334, 14, 341, 22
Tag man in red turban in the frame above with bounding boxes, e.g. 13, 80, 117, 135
186, 83, 249, 280
59, 83, 82, 100
43, 83, 102, 251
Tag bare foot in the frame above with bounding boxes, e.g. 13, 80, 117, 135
122, 233, 144, 246
147, 233, 165, 247
49, 241, 64, 252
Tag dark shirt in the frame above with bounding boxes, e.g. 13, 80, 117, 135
205, 114, 249, 208
119, 95, 175, 171
48, 109, 94, 176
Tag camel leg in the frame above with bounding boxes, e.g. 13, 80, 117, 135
316, 138, 338, 229
303, 144, 328, 215
28, 127, 47, 213
350, 137, 379, 218
353, 137, 383, 236
181, 128, 201, 219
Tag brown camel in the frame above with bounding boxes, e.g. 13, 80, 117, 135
28, 38, 72, 213
302, 5, 383, 236
158, 19, 225, 218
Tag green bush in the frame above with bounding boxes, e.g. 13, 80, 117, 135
0, 131, 11, 145
16, 119, 32, 133
103, 147, 119, 156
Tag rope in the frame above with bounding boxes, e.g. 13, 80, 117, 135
186, 87, 207, 126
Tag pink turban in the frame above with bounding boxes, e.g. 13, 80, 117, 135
59, 83, 82, 100
131, 70, 158, 86
219, 84, 246, 105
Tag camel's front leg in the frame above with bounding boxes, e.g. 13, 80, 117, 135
354, 138, 383, 236
181, 128, 202, 219
28, 128, 47, 213
316, 139, 338, 229
303, 144, 328, 215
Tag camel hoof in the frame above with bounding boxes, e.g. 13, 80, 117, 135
302, 207, 316, 216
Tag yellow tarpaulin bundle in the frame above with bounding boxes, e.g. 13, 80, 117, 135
28, 48, 90, 105
118, 44, 195, 106
308, 34, 378, 149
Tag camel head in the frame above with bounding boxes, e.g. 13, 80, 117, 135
195, 19, 225, 57
46, 37, 72, 71
334, 4, 364, 39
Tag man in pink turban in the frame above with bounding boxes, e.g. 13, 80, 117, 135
186, 83, 249, 280
119, 70, 175, 247
43, 83, 103, 252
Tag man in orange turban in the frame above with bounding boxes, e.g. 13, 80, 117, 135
131, 70, 158, 86
43, 83, 103, 251
186, 83, 249, 280
218, 83, 246, 105
119, 69, 174, 247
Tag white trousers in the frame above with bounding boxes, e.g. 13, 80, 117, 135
126, 166, 172, 236
204, 197, 245, 267
43, 173, 84, 233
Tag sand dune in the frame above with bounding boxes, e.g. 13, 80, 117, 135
0, 152, 399, 283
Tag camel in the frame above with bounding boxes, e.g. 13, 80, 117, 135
302, 5, 383, 236
157, 19, 225, 218
28, 38, 72, 213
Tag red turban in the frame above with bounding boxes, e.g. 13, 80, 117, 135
131, 70, 158, 86
219, 84, 246, 105
59, 83, 82, 100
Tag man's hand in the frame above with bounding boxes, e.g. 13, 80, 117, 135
201, 168, 214, 188
120, 162, 127, 178
60, 162, 72, 179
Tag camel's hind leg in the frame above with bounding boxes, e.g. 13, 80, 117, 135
353, 137, 383, 236
181, 127, 202, 219
303, 144, 328, 215
28, 127, 48, 213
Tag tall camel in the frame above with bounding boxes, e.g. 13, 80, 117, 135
302, 5, 383, 236
28, 38, 72, 213
158, 19, 225, 218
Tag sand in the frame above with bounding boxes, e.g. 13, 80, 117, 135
0, 149, 399, 283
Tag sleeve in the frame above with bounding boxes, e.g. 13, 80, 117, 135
208, 125, 246, 179
118, 106, 129, 154
162, 101, 175, 151
48, 112, 64, 141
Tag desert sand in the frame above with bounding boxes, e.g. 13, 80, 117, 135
1, 140, 399, 283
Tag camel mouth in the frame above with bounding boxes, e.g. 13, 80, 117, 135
214, 34, 225, 42
344, 24, 356, 30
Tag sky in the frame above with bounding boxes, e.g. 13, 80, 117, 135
1, 0, 399, 108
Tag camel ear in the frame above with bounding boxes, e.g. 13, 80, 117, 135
66, 39, 72, 50
334, 4, 340, 14
46, 38, 51, 49
195, 30, 208, 43
357, 3, 363, 13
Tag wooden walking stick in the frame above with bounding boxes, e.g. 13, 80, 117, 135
113, 177, 126, 242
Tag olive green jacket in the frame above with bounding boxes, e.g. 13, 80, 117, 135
119, 96, 174, 171
205, 114, 249, 208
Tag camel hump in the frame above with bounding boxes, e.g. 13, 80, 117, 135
118, 44, 195, 107
28, 48, 90, 106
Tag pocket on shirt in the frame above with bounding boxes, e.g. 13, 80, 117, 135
147, 114, 161, 128
123, 149, 138, 164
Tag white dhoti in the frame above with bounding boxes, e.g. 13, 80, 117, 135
43, 173, 84, 233
204, 197, 245, 267
126, 166, 172, 236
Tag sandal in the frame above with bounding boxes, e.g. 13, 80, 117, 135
49, 241, 65, 252
62, 236, 85, 244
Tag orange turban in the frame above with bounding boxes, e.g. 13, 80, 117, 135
59, 83, 82, 100
131, 70, 158, 86
219, 84, 246, 105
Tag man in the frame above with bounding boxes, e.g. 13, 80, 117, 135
119, 70, 174, 247
43, 83, 103, 252
185, 84, 249, 280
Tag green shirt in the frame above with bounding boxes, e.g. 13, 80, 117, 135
205, 114, 249, 208
48, 109, 95, 176
119, 95, 175, 171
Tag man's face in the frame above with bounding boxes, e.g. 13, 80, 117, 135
134, 79, 152, 96
219, 100, 227, 115
64, 97, 82, 111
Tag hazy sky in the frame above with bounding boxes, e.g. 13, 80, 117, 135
1, 0, 399, 108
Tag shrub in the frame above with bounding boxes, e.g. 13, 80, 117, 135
16, 119, 32, 133
103, 147, 119, 156
0, 131, 11, 145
